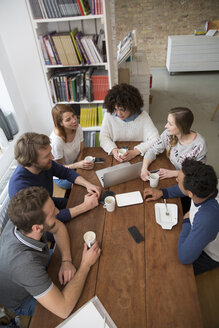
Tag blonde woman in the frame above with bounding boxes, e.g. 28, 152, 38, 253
141, 107, 207, 181
51, 104, 94, 189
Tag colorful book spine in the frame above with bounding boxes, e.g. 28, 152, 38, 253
75, 32, 91, 64
79, 0, 91, 15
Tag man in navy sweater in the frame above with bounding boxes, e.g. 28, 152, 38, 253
9, 133, 101, 223
144, 158, 219, 275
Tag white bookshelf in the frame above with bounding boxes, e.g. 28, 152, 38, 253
26, 0, 117, 134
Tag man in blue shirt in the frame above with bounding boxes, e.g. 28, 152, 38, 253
9, 132, 101, 223
144, 158, 219, 275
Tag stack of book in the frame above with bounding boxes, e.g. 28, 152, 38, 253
39, 29, 105, 66
91, 69, 109, 100
80, 104, 106, 127
91, 0, 104, 15
117, 32, 133, 65
49, 68, 109, 103
29, 0, 91, 19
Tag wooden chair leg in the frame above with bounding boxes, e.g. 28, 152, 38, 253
211, 103, 219, 121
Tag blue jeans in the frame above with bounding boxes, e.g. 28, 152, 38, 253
193, 251, 219, 275
10, 249, 53, 317
54, 178, 72, 190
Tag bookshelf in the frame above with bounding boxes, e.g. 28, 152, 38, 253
26, 0, 117, 140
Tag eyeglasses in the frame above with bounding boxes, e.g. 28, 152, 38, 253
115, 107, 127, 113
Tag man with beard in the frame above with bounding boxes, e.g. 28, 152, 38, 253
0, 187, 101, 318
9, 132, 101, 223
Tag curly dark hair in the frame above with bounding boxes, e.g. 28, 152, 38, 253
182, 159, 217, 198
104, 83, 144, 115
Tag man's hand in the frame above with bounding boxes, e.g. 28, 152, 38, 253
120, 149, 140, 162
143, 187, 163, 202
183, 211, 190, 220
86, 183, 101, 198
58, 261, 76, 286
83, 192, 99, 210
81, 242, 101, 270
158, 168, 179, 180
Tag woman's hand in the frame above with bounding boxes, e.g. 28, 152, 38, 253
121, 149, 140, 162
112, 148, 123, 162
158, 168, 179, 180
70, 160, 94, 170
141, 168, 150, 181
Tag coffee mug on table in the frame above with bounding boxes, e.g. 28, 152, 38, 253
118, 149, 127, 157
103, 196, 116, 212
148, 173, 159, 188
84, 156, 95, 162
83, 231, 96, 248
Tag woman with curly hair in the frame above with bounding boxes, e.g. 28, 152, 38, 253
50, 104, 94, 189
99, 83, 159, 162
141, 107, 207, 181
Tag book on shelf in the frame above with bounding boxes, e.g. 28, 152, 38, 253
76, 0, 84, 15
43, 34, 56, 65
75, 31, 91, 64
70, 28, 85, 64
85, 67, 94, 102
60, 33, 80, 66
46, 32, 62, 65
81, 36, 96, 64
91, 69, 109, 100
51, 34, 69, 66
39, 35, 51, 65
79, 0, 91, 15
117, 31, 133, 65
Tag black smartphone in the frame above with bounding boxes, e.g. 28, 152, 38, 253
94, 157, 105, 163
150, 169, 160, 173
99, 190, 114, 204
128, 226, 144, 243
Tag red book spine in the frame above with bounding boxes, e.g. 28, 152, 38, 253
76, 0, 84, 15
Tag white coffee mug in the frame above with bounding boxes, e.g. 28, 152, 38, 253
118, 149, 127, 157
148, 173, 159, 188
84, 156, 95, 162
103, 196, 116, 212
83, 231, 96, 248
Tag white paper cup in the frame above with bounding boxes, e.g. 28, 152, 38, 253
84, 156, 95, 162
83, 231, 96, 248
148, 173, 159, 188
103, 196, 116, 212
118, 149, 127, 157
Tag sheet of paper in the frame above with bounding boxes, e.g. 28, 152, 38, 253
58, 302, 110, 328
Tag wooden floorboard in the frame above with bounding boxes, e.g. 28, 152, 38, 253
196, 267, 219, 328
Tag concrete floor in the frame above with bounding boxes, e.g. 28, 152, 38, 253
149, 68, 219, 177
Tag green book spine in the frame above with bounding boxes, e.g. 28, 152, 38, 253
71, 77, 77, 101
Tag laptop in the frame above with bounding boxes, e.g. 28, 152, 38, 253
96, 161, 143, 188
96, 162, 131, 187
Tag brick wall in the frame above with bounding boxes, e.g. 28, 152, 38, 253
115, 0, 219, 67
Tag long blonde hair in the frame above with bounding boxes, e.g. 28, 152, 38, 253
51, 104, 77, 143
166, 107, 194, 158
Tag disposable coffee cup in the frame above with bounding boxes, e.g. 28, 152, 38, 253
148, 173, 159, 188
84, 156, 95, 162
83, 231, 96, 248
103, 196, 116, 212
118, 149, 127, 157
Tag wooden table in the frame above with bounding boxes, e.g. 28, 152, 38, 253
30, 142, 203, 328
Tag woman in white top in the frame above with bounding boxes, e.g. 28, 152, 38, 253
141, 107, 207, 181
99, 83, 159, 162
51, 104, 94, 189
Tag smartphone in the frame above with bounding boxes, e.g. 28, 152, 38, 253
150, 169, 160, 173
94, 157, 105, 163
99, 190, 114, 204
128, 226, 144, 243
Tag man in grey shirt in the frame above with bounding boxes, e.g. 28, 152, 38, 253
0, 186, 101, 318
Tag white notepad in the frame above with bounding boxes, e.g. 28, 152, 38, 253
115, 191, 143, 207
56, 296, 117, 328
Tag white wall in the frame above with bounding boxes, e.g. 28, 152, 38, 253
0, 35, 30, 177
0, 0, 53, 136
